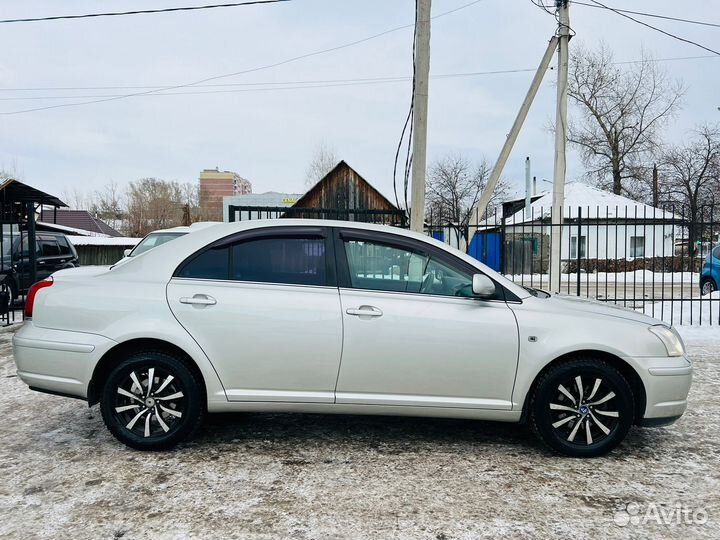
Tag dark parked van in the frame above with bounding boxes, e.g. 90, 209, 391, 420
1, 231, 79, 305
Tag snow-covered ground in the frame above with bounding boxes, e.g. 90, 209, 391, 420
0, 328, 718, 539
640, 292, 720, 337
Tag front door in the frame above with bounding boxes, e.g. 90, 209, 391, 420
334, 230, 519, 409
167, 227, 343, 403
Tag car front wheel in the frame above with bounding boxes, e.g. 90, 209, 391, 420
529, 358, 635, 457
701, 278, 717, 296
100, 350, 205, 450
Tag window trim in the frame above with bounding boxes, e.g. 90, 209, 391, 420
173, 226, 337, 287
333, 227, 513, 302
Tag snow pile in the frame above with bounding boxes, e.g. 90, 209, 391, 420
639, 291, 720, 330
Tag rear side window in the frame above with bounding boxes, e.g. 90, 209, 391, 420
56, 236, 73, 256
177, 245, 230, 280
176, 235, 327, 286
39, 236, 61, 257
713, 245, 720, 260
231, 237, 326, 286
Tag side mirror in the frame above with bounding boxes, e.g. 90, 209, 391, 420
123, 249, 131, 257
472, 274, 496, 298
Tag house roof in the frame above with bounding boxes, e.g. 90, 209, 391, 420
38, 208, 122, 237
0, 179, 66, 207
504, 183, 677, 225
292, 160, 398, 210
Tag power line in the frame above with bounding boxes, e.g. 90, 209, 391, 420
0, 0, 486, 115
1, 53, 716, 97
586, 0, 720, 57
571, 1, 720, 29
0, 0, 290, 24
0, 68, 538, 93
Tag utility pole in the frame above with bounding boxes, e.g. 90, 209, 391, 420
652, 163, 659, 207
473, 36, 559, 224
409, 0, 431, 233
525, 157, 532, 220
549, 0, 570, 294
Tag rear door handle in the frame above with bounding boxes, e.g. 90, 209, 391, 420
346, 305, 383, 318
179, 294, 217, 306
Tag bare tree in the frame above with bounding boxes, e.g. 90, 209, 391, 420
425, 154, 507, 232
568, 44, 684, 198
126, 178, 188, 237
304, 142, 338, 187
61, 187, 96, 210
90, 182, 127, 232
659, 125, 720, 256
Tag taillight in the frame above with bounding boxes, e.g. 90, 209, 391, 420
24, 277, 53, 318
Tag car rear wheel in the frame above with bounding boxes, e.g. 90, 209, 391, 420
100, 350, 205, 450
701, 278, 717, 296
529, 358, 634, 457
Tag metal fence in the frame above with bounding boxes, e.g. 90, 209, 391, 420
228, 205, 407, 225
0, 199, 38, 326
427, 204, 720, 326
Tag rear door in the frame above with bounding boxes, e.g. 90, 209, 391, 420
167, 227, 343, 403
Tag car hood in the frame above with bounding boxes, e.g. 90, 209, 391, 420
546, 294, 661, 326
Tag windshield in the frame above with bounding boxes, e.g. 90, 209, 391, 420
129, 232, 186, 257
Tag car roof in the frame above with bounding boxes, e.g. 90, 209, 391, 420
113, 219, 530, 299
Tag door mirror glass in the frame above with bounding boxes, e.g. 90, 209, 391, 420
472, 274, 496, 298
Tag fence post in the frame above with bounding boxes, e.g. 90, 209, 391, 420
27, 202, 37, 287
576, 206, 581, 297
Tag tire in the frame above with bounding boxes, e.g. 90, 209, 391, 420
701, 278, 717, 296
529, 358, 634, 457
100, 350, 205, 450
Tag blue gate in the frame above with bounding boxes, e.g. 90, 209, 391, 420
468, 231, 502, 272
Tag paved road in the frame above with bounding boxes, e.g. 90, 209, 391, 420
0, 327, 717, 539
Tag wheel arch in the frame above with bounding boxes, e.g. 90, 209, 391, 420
87, 338, 207, 406
519, 349, 647, 425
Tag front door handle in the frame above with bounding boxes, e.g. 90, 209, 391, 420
346, 305, 383, 318
179, 294, 217, 306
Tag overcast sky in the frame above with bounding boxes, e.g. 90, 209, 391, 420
1, 0, 718, 205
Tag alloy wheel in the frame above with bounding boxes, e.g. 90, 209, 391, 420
113, 367, 185, 438
702, 280, 716, 296
548, 374, 620, 447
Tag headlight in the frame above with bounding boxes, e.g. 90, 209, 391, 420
648, 325, 686, 357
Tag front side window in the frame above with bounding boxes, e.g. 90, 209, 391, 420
343, 239, 474, 297
713, 245, 720, 260
176, 235, 327, 286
